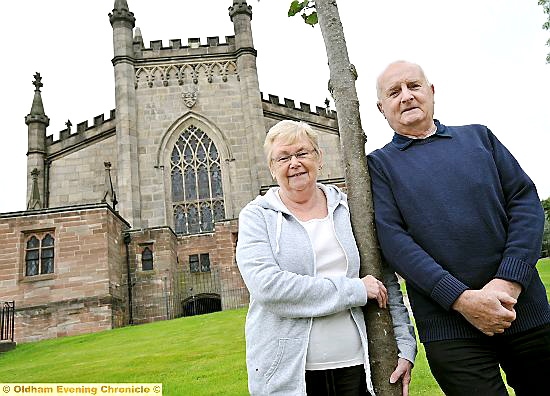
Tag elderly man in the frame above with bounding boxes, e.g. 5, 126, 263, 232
367, 60, 550, 396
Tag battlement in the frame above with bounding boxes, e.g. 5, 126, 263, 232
46, 109, 116, 147
261, 92, 336, 120
134, 35, 237, 60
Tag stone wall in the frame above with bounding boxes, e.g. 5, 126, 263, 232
47, 135, 118, 208
135, 65, 250, 229
176, 218, 246, 310
121, 219, 245, 325
0, 205, 128, 343
0, 204, 244, 343
213, 219, 248, 310
126, 227, 179, 324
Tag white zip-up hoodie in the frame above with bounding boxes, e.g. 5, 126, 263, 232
236, 184, 417, 395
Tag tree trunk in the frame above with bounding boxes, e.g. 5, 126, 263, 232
314, 1, 401, 394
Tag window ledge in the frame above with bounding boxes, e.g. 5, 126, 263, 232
20, 273, 55, 283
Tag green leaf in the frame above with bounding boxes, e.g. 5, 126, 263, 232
288, 0, 307, 17
304, 11, 318, 26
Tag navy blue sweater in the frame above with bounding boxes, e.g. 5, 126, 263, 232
367, 121, 550, 343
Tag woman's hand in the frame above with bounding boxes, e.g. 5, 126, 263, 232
390, 358, 413, 396
361, 275, 388, 308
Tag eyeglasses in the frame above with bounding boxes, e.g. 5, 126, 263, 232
272, 149, 317, 165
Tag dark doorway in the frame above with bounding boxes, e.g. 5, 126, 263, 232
182, 293, 221, 316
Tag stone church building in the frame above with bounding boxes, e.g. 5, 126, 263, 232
0, 0, 345, 343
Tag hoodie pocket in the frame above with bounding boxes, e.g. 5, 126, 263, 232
265, 338, 305, 393
264, 338, 288, 382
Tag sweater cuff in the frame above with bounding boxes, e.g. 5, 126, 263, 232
349, 277, 368, 306
495, 256, 535, 290
397, 342, 417, 365
430, 274, 469, 311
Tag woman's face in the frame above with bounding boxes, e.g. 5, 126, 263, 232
269, 136, 322, 195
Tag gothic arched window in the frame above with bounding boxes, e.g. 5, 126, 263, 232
25, 232, 55, 276
141, 246, 153, 271
171, 125, 225, 234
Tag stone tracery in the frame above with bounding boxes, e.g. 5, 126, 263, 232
135, 61, 238, 89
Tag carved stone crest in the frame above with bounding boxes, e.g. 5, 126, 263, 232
182, 89, 198, 108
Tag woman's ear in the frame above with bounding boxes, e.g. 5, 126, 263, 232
316, 149, 324, 171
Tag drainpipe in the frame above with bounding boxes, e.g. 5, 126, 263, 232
44, 160, 50, 208
163, 275, 169, 320
123, 233, 133, 325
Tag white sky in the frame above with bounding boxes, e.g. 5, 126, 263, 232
1, 0, 548, 213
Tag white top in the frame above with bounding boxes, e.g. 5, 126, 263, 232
298, 214, 365, 371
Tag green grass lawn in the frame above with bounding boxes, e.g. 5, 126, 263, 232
539, 257, 550, 300
1, 258, 548, 395
0, 310, 248, 395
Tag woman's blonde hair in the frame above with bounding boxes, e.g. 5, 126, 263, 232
263, 120, 320, 165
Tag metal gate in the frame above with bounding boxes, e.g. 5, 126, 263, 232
1, 301, 15, 342
131, 268, 249, 324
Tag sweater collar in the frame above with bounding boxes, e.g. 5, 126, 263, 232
391, 120, 452, 150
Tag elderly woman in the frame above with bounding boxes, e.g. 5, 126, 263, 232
236, 120, 416, 396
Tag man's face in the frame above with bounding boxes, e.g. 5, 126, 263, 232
376, 62, 435, 136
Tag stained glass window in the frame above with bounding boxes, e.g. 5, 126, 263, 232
171, 125, 225, 234
41, 234, 54, 274
142, 247, 153, 271
189, 254, 200, 273
189, 253, 211, 273
25, 237, 39, 276
172, 169, 184, 201
25, 232, 55, 276
200, 253, 211, 272
174, 206, 186, 234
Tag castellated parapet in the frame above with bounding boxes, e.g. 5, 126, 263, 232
261, 92, 338, 132
134, 35, 236, 60
45, 109, 116, 154
263, 92, 337, 119
42, 109, 119, 210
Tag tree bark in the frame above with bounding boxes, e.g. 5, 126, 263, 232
314, 1, 401, 394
